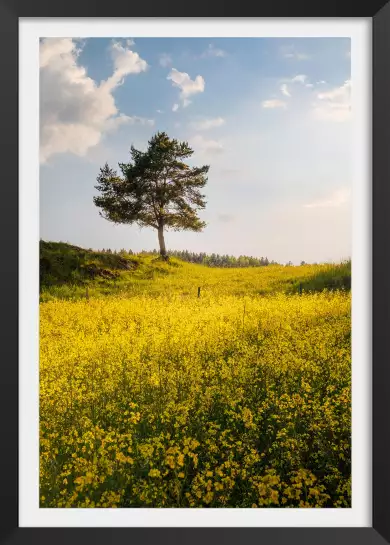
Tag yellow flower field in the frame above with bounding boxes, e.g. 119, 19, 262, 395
40, 267, 351, 508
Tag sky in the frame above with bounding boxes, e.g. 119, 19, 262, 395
40, 37, 351, 264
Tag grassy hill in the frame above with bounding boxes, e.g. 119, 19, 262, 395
40, 240, 351, 302
40, 240, 178, 301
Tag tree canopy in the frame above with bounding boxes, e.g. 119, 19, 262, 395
94, 132, 209, 258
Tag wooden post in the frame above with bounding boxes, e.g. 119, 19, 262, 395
86, 286, 89, 300
198, 287, 201, 298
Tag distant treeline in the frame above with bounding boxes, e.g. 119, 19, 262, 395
99, 247, 278, 268
165, 250, 276, 268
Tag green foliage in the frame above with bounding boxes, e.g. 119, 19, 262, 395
164, 249, 272, 267
93, 132, 209, 256
289, 260, 351, 294
40, 240, 137, 288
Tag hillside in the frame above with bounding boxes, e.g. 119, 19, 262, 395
40, 240, 351, 302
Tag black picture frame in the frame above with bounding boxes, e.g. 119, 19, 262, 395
1, 4, 388, 545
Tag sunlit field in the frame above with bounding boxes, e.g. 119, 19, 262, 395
40, 249, 351, 508
38, 33, 353, 512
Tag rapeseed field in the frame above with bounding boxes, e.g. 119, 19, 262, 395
40, 256, 351, 508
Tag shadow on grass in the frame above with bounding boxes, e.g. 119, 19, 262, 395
289, 260, 351, 294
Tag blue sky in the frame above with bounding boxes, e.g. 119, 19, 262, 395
40, 37, 351, 264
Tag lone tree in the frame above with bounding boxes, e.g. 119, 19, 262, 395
94, 132, 209, 260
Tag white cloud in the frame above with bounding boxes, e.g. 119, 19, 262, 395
306, 83, 314, 88
190, 134, 223, 155
172, 103, 179, 112
102, 40, 148, 91
262, 99, 287, 109
190, 117, 225, 131
304, 188, 351, 209
159, 53, 172, 67
201, 44, 226, 58
317, 80, 350, 101
316, 80, 327, 85
167, 68, 205, 109
126, 39, 135, 46
104, 114, 153, 131
291, 74, 308, 84
312, 80, 351, 122
40, 38, 151, 163
280, 84, 291, 97
156, 109, 163, 114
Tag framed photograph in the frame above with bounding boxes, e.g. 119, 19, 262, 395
2, 5, 388, 545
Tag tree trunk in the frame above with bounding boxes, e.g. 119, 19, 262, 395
157, 224, 168, 260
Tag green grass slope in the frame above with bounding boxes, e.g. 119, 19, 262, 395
40, 240, 351, 302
